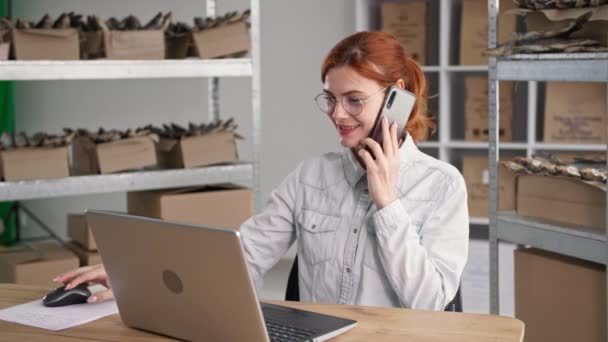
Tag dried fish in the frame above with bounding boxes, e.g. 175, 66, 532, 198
556, 165, 582, 178
106, 17, 120, 30
14, 132, 28, 148
35, 14, 53, 29
580, 167, 605, 182
513, 0, 607, 9
502, 160, 528, 173
0, 132, 13, 150
194, 17, 206, 30
127, 15, 143, 30
16, 19, 30, 29
144, 12, 163, 30
53, 13, 71, 29
30, 132, 46, 147
485, 11, 608, 56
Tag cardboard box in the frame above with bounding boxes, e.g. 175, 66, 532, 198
544, 82, 607, 144
192, 20, 250, 59
128, 185, 253, 230
103, 30, 166, 60
465, 76, 514, 141
460, 0, 518, 65
158, 132, 239, 169
0, 242, 79, 288
381, 1, 428, 64
515, 248, 606, 342
516, 174, 606, 231
72, 136, 158, 175
0, 147, 69, 182
69, 242, 102, 267
166, 32, 192, 59
67, 214, 97, 251
0, 29, 10, 61
12, 28, 80, 60
521, 5, 608, 45
81, 31, 104, 59
462, 155, 517, 217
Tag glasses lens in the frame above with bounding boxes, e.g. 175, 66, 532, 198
343, 96, 363, 116
316, 94, 335, 114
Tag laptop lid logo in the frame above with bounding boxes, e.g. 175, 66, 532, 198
162, 270, 184, 294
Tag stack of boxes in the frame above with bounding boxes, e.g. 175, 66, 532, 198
67, 214, 101, 267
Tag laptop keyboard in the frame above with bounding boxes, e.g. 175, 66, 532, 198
265, 318, 316, 342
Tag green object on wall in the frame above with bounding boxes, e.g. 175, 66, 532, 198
0, 0, 16, 245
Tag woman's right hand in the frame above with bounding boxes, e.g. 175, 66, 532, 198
53, 264, 113, 303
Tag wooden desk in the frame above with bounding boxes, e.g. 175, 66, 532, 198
0, 284, 524, 341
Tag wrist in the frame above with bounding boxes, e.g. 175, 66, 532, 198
375, 193, 398, 210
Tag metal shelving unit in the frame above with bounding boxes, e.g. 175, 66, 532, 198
0, 59, 253, 80
0, 164, 253, 202
353, 1, 604, 225
0, 1, 262, 207
487, 0, 608, 317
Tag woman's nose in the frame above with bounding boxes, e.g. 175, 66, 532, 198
330, 101, 349, 120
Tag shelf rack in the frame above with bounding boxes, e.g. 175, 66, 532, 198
487, 0, 608, 318
0, 1, 262, 218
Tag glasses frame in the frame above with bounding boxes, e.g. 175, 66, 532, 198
315, 86, 389, 116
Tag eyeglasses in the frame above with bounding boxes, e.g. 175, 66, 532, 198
314, 86, 388, 116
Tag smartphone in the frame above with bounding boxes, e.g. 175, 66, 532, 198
368, 86, 416, 149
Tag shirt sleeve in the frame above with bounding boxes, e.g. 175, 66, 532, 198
371, 175, 469, 310
240, 163, 301, 281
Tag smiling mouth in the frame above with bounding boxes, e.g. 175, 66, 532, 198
337, 124, 360, 136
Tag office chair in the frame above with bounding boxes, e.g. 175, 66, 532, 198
284, 256, 463, 312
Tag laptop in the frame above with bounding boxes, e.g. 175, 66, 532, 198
86, 210, 357, 342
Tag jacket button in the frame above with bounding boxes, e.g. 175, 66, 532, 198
346, 267, 351, 273
311, 224, 316, 229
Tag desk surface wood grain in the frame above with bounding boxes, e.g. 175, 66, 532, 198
0, 284, 524, 341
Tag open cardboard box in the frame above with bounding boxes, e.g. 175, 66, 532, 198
0, 241, 79, 288
0, 29, 10, 60
516, 173, 606, 232
128, 184, 253, 230
71, 136, 158, 175
157, 131, 238, 169
98, 15, 170, 60
81, 31, 104, 59
510, 4, 608, 45
1, 16, 80, 61
192, 20, 250, 59
0, 146, 69, 182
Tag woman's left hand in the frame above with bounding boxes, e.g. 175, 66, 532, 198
358, 117, 401, 209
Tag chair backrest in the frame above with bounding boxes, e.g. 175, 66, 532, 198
285, 255, 462, 312
285, 255, 300, 301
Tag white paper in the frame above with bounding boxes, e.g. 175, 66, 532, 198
0, 285, 118, 331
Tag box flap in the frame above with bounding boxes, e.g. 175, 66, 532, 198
19, 28, 79, 38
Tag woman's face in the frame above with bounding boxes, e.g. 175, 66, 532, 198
323, 65, 386, 149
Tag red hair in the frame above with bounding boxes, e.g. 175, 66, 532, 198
321, 31, 435, 142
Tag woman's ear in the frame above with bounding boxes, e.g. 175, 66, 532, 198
395, 78, 405, 89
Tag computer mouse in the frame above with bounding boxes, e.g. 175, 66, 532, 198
42, 284, 92, 307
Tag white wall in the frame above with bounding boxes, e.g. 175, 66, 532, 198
14, 0, 349, 239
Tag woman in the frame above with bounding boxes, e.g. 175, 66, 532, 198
55, 31, 468, 311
